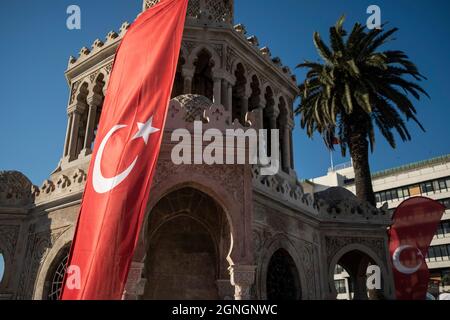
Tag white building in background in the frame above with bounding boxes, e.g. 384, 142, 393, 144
310, 154, 450, 298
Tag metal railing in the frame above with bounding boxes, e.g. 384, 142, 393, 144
328, 161, 353, 173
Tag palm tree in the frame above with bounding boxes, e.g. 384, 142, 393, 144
296, 17, 429, 206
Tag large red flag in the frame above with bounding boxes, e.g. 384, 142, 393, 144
61, 0, 188, 300
388, 197, 445, 300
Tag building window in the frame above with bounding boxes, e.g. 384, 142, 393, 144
439, 198, 450, 209
421, 182, 434, 194
403, 187, 410, 197
428, 247, 436, 261
409, 185, 421, 196
375, 193, 381, 203
440, 245, 449, 258
428, 244, 450, 261
335, 279, 347, 294
335, 264, 344, 274
375, 177, 450, 204
443, 221, 450, 234
344, 178, 355, 185
436, 221, 450, 238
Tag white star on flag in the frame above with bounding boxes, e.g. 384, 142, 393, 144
133, 116, 160, 145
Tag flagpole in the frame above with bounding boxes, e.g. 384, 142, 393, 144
330, 149, 334, 171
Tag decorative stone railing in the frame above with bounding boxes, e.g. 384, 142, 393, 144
314, 187, 391, 224
66, 17, 296, 84
33, 168, 87, 205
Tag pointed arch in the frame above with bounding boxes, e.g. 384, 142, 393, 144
257, 234, 308, 300
186, 45, 221, 71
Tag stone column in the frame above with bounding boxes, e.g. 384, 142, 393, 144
265, 107, 279, 130
221, 80, 229, 109
68, 111, 81, 161
182, 68, 194, 94
229, 265, 257, 300
213, 77, 222, 105
66, 102, 86, 161
227, 83, 233, 111
240, 96, 249, 125
263, 107, 279, 160
282, 120, 294, 171
80, 94, 102, 157
289, 130, 294, 170
122, 262, 147, 300
256, 98, 266, 130
63, 115, 73, 158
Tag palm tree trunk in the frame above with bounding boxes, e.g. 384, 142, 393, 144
348, 133, 376, 206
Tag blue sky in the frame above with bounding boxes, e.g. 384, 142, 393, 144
0, 0, 449, 185
0, 254, 3, 283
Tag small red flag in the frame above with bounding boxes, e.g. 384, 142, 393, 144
332, 137, 340, 145
61, 0, 188, 300
388, 197, 445, 300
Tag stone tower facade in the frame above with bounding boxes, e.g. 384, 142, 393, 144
0, 0, 395, 300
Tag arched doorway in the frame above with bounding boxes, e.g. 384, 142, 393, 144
266, 249, 301, 300
331, 249, 383, 300
143, 187, 232, 300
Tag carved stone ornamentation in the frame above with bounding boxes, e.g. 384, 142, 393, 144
0, 225, 20, 259
17, 225, 71, 299
123, 262, 146, 300
298, 242, 317, 299
229, 265, 257, 300
325, 236, 385, 266
144, 0, 233, 24
0, 171, 34, 207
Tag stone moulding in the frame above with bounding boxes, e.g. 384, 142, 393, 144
33, 169, 87, 205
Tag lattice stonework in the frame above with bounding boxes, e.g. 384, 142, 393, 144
47, 249, 70, 300
187, 0, 201, 17
143, 0, 160, 10
205, 0, 233, 24
143, 0, 233, 24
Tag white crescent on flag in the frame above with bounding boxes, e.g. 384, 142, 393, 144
392, 245, 423, 275
93, 117, 160, 194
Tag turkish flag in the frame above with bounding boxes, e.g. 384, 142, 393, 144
61, 0, 188, 300
388, 197, 445, 300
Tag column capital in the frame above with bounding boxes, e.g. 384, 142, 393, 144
213, 69, 237, 87
67, 101, 87, 115
182, 67, 195, 79
86, 92, 103, 108
265, 105, 280, 119
280, 117, 295, 130
259, 97, 267, 109
229, 265, 256, 300
212, 69, 228, 80
123, 262, 146, 300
